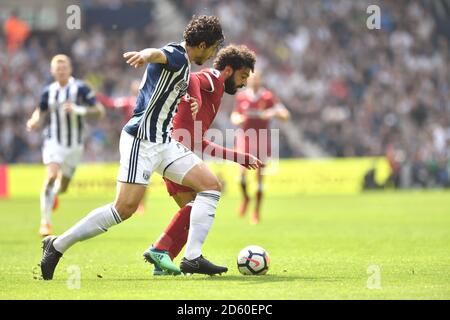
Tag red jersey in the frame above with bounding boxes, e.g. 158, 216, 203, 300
234, 89, 276, 130
172, 68, 224, 152
164, 69, 257, 196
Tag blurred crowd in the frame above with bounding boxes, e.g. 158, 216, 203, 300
1, 0, 449, 188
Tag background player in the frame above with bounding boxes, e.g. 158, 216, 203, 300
96, 80, 139, 126
40, 15, 227, 280
26, 54, 104, 236
142, 45, 260, 275
231, 70, 290, 224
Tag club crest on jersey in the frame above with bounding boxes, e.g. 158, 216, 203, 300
175, 80, 188, 96
210, 68, 220, 78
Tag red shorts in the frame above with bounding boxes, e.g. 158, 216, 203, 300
164, 177, 194, 196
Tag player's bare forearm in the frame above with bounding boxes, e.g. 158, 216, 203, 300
26, 108, 46, 131
123, 48, 167, 68
276, 107, 290, 121
202, 139, 261, 169
273, 102, 291, 121
63, 102, 105, 119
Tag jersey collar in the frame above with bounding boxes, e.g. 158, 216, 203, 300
57, 76, 75, 89
180, 42, 191, 65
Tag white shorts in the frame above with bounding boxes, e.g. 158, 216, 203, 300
42, 140, 83, 178
117, 130, 202, 185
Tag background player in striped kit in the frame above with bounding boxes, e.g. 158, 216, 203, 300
39, 15, 228, 280
26, 54, 104, 236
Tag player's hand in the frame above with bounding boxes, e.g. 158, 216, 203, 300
123, 51, 146, 68
26, 119, 38, 131
243, 153, 263, 170
63, 102, 74, 113
231, 112, 246, 126
189, 96, 199, 120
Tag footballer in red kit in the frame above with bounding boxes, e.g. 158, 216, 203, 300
143, 44, 262, 276
96, 80, 140, 125
231, 70, 290, 224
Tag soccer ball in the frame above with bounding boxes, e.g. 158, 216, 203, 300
237, 245, 270, 275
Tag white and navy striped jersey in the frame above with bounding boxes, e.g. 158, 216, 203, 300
39, 76, 96, 148
123, 42, 190, 143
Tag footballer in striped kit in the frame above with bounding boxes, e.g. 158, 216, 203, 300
26, 54, 104, 236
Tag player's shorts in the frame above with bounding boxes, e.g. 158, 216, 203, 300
42, 139, 83, 178
236, 129, 271, 164
117, 130, 202, 186
163, 177, 195, 196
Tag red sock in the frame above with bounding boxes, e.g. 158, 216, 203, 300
154, 205, 191, 255
168, 225, 190, 260
168, 206, 191, 259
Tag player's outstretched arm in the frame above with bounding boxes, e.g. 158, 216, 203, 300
262, 101, 290, 121
202, 139, 262, 170
123, 49, 167, 68
273, 102, 290, 121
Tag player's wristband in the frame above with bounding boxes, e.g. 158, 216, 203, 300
73, 105, 88, 116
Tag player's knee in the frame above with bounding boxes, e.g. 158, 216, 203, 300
114, 201, 139, 220
204, 176, 222, 192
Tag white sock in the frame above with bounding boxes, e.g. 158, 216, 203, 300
53, 204, 122, 253
184, 190, 221, 260
40, 181, 57, 223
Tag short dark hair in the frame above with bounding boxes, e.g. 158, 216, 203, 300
213, 44, 256, 72
183, 15, 224, 47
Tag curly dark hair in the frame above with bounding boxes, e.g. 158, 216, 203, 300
213, 44, 256, 71
183, 15, 224, 47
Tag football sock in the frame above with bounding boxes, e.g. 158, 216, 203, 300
184, 191, 221, 260
40, 180, 56, 223
167, 205, 192, 260
255, 188, 263, 217
53, 204, 122, 253
154, 204, 192, 253
240, 176, 249, 199
52, 179, 61, 195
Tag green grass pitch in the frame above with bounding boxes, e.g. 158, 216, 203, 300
0, 191, 449, 299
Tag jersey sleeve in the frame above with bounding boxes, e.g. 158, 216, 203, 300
186, 73, 202, 108
197, 69, 221, 92
160, 44, 187, 71
39, 86, 50, 111
78, 82, 96, 107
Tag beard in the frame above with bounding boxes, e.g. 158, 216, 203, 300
224, 73, 241, 94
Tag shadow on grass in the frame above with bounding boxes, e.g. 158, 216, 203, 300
92, 274, 345, 284
180, 274, 345, 283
